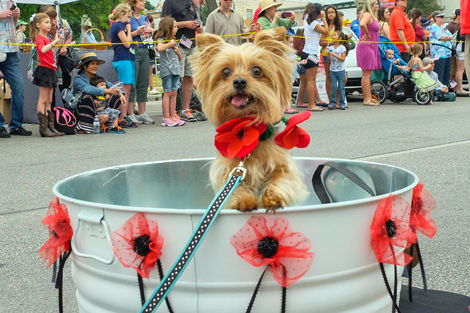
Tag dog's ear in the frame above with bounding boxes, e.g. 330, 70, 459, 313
196, 33, 225, 52
254, 27, 289, 57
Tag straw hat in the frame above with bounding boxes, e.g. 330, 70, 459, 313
258, 0, 282, 15
76, 52, 105, 69
81, 21, 93, 27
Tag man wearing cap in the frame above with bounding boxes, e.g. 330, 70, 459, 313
205, 0, 258, 45
0, 1, 31, 138
15, 19, 27, 52
389, 0, 415, 63
257, 0, 295, 31
446, 9, 460, 35
80, 21, 97, 44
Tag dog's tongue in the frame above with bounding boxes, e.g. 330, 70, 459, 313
231, 95, 248, 108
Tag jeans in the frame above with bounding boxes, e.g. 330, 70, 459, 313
330, 70, 346, 108
433, 57, 451, 86
0, 52, 24, 131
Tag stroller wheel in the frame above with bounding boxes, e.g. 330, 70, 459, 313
370, 81, 388, 104
414, 89, 432, 105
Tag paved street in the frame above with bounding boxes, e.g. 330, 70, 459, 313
0, 94, 469, 312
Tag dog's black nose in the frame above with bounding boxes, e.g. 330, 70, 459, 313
233, 78, 247, 90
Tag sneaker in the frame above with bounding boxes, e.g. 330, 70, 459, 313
172, 114, 186, 126
136, 113, 155, 125
108, 126, 126, 134
127, 114, 140, 124
10, 126, 32, 136
0, 128, 10, 138
148, 89, 159, 95
161, 117, 178, 127
118, 119, 138, 128
179, 109, 197, 122
328, 105, 335, 110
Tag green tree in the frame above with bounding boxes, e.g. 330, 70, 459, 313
405, 0, 443, 17
145, 1, 155, 11
200, 4, 210, 26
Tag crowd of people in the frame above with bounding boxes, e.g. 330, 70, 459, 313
0, 0, 468, 138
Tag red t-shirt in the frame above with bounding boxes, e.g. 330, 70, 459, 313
461, 0, 469, 34
390, 6, 415, 52
36, 34, 56, 70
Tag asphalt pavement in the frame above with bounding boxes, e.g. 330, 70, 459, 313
0, 93, 469, 312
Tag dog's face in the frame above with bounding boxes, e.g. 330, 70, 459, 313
191, 28, 295, 127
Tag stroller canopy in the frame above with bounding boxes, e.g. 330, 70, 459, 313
378, 35, 408, 76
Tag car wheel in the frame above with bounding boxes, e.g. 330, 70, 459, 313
371, 81, 388, 104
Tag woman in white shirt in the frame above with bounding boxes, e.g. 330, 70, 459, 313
301, 3, 329, 111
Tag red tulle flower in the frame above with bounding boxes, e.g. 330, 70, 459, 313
38, 197, 73, 268
410, 182, 437, 238
230, 216, 314, 288
274, 111, 311, 149
370, 194, 418, 266
215, 117, 268, 159
111, 213, 164, 279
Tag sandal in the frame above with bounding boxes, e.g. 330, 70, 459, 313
109, 126, 126, 134
307, 106, 325, 111
285, 107, 299, 114
316, 101, 329, 107
363, 100, 381, 106
297, 103, 308, 108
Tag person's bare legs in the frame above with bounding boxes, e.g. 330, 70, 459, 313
324, 63, 331, 103
361, 69, 379, 105
119, 84, 131, 121
455, 59, 466, 93
306, 67, 323, 111
162, 92, 171, 118
182, 76, 193, 111
298, 74, 307, 106
137, 101, 146, 115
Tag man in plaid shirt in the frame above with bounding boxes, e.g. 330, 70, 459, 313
0, 0, 31, 138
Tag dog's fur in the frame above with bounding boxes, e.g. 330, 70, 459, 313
191, 28, 308, 211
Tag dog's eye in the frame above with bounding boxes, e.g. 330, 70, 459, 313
222, 68, 232, 79
251, 66, 262, 78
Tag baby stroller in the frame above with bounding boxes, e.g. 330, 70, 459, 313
370, 36, 432, 105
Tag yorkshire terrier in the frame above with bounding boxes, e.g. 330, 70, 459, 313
191, 28, 308, 212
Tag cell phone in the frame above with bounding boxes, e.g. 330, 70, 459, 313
281, 12, 291, 18
10, 4, 16, 11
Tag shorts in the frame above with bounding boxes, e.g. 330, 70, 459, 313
33, 66, 57, 88
297, 64, 306, 75
113, 60, 135, 85
301, 52, 319, 69
97, 107, 121, 124
322, 55, 330, 64
457, 50, 464, 61
179, 47, 196, 78
162, 75, 181, 92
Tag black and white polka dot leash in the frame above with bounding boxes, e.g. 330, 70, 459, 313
140, 160, 247, 313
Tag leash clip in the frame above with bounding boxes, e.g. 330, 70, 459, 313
230, 155, 249, 181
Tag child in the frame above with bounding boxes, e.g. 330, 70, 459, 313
285, 36, 307, 114
155, 17, 186, 126
90, 76, 125, 133
327, 31, 349, 110
385, 49, 410, 72
30, 13, 64, 137
408, 43, 439, 104
109, 4, 138, 128
422, 57, 456, 102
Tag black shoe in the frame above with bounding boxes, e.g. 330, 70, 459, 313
0, 128, 11, 138
10, 126, 32, 136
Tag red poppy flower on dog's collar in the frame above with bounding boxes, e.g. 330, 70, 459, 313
230, 216, 314, 288
370, 194, 417, 266
111, 213, 164, 279
38, 197, 73, 268
215, 117, 268, 159
275, 111, 311, 149
410, 182, 437, 238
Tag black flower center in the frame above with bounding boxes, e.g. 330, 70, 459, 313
133, 235, 152, 256
257, 236, 279, 258
236, 128, 246, 141
385, 219, 397, 238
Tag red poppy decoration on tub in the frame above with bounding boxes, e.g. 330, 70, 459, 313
215, 117, 268, 159
230, 216, 314, 288
111, 213, 164, 279
409, 182, 437, 238
38, 197, 73, 268
370, 194, 418, 266
275, 111, 311, 150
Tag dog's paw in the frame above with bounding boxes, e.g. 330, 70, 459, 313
262, 189, 285, 213
229, 188, 259, 212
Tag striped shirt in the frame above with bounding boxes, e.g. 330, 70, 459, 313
0, 0, 19, 53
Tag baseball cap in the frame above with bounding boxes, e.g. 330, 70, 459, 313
16, 20, 28, 27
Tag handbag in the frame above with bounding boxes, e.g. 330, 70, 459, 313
58, 46, 80, 73
61, 88, 82, 111
53, 107, 77, 135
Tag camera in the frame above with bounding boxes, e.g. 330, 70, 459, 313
281, 12, 291, 18
10, 4, 17, 11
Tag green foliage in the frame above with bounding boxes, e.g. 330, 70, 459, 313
145, 1, 156, 11
405, 0, 443, 17
200, 5, 209, 26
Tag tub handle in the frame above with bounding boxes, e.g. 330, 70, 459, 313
71, 209, 115, 265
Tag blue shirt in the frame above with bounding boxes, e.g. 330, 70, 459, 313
130, 15, 148, 49
110, 22, 136, 62
351, 19, 360, 39
429, 24, 452, 59
72, 71, 116, 96
80, 32, 97, 44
